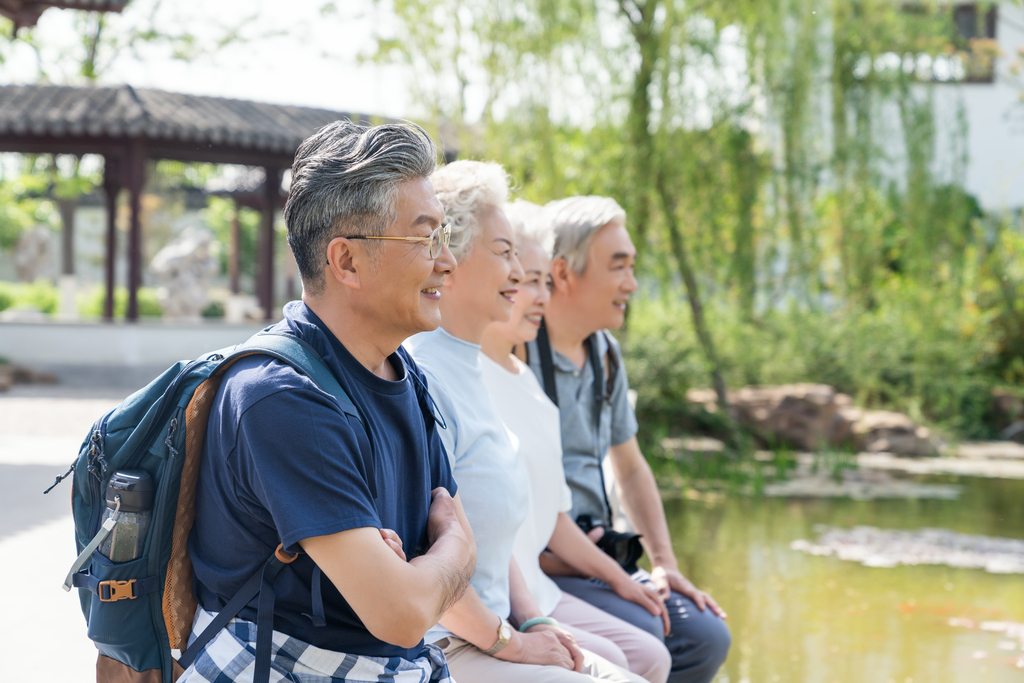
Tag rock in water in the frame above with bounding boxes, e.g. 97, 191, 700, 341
791, 526, 1024, 574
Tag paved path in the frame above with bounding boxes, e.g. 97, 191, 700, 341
0, 384, 126, 682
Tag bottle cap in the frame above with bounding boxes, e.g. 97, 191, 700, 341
105, 470, 155, 512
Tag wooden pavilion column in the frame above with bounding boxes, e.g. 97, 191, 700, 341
125, 139, 146, 322
258, 167, 282, 321
102, 155, 121, 321
229, 201, 241, 295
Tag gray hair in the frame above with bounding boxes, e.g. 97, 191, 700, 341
429, 160, 510, 261
503, 199, 553, 256
284, 119, 438, 295
545, 196, 627, 275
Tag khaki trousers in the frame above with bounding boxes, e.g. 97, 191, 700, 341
436, 636, 646, 683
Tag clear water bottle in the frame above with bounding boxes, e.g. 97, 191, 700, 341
98, 470, 155, 563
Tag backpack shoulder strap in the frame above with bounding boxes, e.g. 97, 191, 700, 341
177, 334, 363, 683
593, 330, 618, 404
536, 319, 559, 406
229, 332, 364, 428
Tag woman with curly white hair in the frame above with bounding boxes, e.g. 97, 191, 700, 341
406, 160, 643, 683
478, 199, 671, 683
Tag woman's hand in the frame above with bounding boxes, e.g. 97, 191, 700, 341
526, 624, 585, 672
494, 628, 578, 671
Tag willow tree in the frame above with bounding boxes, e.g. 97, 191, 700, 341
367, 0, 983, 426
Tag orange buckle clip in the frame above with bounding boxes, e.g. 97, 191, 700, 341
98, 579, 137, 602
275, 543, 298, 564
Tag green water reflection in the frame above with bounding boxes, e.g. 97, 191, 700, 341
664, 476, 1024, 683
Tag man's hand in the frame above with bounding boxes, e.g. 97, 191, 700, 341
379, 528, 406, 561
523, 623, 585, 672
426, 487, 463, 546
650, 566, 727, 619
611, 574, 671, 636
496, 628, 577, 671
587, 526, 670, 635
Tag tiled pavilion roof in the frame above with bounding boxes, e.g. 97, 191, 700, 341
0, 84, 372, 167
0, 0, 128, 30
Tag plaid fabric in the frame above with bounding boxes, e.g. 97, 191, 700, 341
178, 608, 455, 683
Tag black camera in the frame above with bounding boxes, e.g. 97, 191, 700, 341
577, 514, 644, 574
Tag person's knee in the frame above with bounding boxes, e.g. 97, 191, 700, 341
664, 597, 731, 681
702, 617, 731, 669
640, 636, 673, 683
579, 637, 630, 671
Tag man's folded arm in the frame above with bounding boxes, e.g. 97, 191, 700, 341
300, 490, 475, 649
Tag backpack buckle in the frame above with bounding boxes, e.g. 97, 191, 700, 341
98, 579, 137, 602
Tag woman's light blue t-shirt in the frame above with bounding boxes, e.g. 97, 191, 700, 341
405, 328, 530, 643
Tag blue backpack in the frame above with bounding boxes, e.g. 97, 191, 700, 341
49, 331, 364, 683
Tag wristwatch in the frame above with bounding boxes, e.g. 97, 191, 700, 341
483, 617, 514, 656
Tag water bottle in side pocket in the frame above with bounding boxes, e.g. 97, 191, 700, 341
98, 470, 155, 563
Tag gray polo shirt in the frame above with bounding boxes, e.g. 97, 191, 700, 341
525, 331, 638, 526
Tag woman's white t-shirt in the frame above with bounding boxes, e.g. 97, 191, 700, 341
405, 329, 530, 643
481, 353, 573, 616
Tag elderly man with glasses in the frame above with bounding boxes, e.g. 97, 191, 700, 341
180, 121, 476, 683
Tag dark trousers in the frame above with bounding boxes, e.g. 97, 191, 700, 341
553, 570, 731, 683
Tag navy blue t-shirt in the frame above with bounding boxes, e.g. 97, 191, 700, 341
188, 301, 456, 659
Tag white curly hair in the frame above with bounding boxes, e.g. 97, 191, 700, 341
429, 160, 510, 260
502, 199, 554, 257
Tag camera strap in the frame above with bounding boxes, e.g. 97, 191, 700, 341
534, 322, 621, 528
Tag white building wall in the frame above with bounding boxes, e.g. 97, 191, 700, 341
949, 2, 1024, 210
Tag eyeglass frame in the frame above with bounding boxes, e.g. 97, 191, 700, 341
333, 223, 452, 261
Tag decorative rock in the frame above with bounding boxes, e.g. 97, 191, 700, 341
764, 471, 960, 500
661, 436, 726, 455
686, 384, 936, 455
956, 441, 1024, 460
848, 409, 933, 456
791, 526, 1024, 574
149, 230, 220, 321
13, 225, 55, 282
688, 383, 842, 450
0, 363, 57, 392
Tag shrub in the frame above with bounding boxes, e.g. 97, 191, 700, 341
622, 283, 1003, 447
0, 280, 59, 314
78, 286, 163, 318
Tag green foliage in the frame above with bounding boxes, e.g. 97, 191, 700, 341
202, 300, 226, 318
0, 280, 59, 314
0, 174, 61, 250
0, 282, 163, 318
625, 270, 1006, 448
6, 0, 257, 85
203, 196, 261, 280
78, 286, 163, 318
368, 0, 1020, 441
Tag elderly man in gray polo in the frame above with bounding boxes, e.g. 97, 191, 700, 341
525, 196, 731, 683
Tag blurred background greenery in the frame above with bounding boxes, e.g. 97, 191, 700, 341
369, 0, 1024, 443
1, 0, 1022, 441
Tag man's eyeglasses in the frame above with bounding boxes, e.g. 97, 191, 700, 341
345, 223, 452, 259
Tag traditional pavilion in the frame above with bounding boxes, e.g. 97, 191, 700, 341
0, 0, 127, 31
0, 83, 398, 321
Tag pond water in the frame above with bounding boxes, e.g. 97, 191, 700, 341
663, 476, 1024, 683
